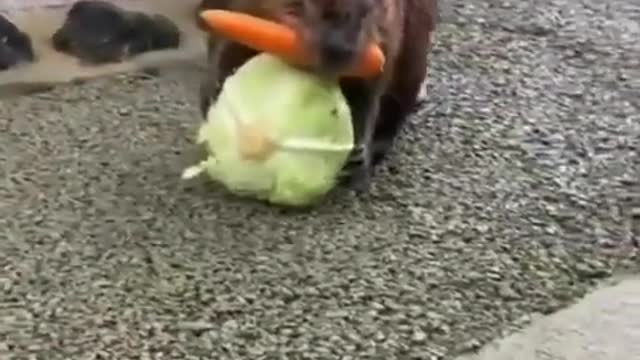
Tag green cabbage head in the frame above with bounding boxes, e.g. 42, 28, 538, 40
181, 53, 354, 207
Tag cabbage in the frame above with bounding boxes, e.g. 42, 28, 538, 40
181, 53, 354, 207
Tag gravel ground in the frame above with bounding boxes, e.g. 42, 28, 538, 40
1, 0, 638, 359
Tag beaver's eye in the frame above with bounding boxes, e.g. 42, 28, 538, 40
357, 0, 373, 18
322, 9, 337, 21
286, 0, 305, 15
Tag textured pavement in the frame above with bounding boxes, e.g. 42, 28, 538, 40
1, 0, 639, 359
456, 276, 640, 360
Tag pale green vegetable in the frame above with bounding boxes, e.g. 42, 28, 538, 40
181, 53, 354, 207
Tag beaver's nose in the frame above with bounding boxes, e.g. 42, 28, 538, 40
320, 31, 357, 67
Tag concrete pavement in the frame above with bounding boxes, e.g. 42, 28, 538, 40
457, 276, 640, 360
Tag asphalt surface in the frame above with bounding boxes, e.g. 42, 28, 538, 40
1, 0, 639, 359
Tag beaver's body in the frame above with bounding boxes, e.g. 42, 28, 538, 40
198, 0, 438, 190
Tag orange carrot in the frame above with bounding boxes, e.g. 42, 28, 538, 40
199, 9, 385, 78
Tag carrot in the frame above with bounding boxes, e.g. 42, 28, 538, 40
199, 9, 385, 78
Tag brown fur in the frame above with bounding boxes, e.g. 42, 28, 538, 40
197, 0, 438, 191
